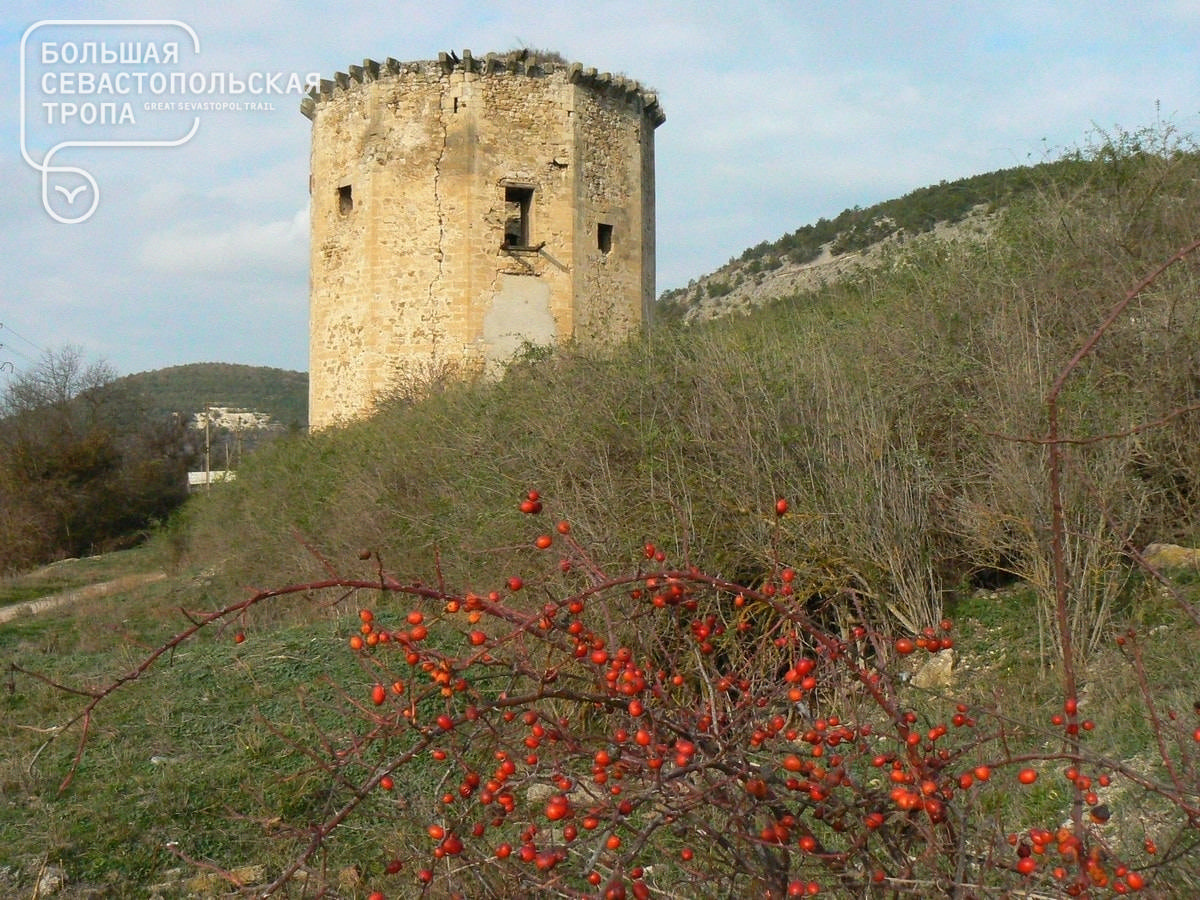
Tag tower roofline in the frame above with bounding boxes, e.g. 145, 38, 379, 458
299, 49, 665, 128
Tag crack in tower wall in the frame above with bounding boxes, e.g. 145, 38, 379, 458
425, 79, 449, 359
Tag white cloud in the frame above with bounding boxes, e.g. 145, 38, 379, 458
138, 206, 309, 277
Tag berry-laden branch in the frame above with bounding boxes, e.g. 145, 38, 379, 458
1040, 237, 1200, 868
15, 486, 1196, 897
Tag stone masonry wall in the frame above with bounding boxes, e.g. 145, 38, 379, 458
303, 52, 664, 429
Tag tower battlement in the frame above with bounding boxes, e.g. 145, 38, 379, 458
303, 50, 663, 429
301, 50, 665, 128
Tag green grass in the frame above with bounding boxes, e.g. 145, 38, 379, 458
0, 546, 162, 607
1, 563, 431, 894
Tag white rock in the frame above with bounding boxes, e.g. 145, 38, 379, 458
910, 649, 956, 689
37, 866, 67, 896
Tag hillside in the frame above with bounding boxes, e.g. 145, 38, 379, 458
105, 166, 1079, 424
180, 126, 1200, 605
113, 362, 308, 430
657, 156, 1088, 323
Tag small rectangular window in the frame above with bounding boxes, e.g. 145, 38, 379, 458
504, 185, 533, 248
338, 183, 353, 215
597, 222, 613, 254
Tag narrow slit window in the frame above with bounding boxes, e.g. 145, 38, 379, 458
338, 183, 353, 215
504, 185, 533, 248
597, 222, 613, 254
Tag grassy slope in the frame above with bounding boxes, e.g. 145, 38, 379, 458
177, 132, 1200, 640
1, 560, 374, 895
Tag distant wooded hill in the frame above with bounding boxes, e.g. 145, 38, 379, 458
114, 363, 308, 430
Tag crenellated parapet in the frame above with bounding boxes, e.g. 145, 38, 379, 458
299, 50, 665, 127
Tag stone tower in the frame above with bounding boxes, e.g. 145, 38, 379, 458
301, 50, 665, 429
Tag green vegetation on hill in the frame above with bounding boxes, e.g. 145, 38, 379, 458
0, 349, 195, 571
741, 159, 1080, 269
659, 128, 1194, 320
115, 362, 308, 430
180, 126, 1200, 653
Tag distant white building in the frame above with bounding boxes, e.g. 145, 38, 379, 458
188, 470, 236, 492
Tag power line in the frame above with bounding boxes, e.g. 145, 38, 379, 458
0, 322, 44, 378
0, 321, 44, 354
0, 342, 36, 363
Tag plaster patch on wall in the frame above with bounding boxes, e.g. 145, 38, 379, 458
483, 274, 555, 368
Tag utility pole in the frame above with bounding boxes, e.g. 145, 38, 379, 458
204, 403, 211, 491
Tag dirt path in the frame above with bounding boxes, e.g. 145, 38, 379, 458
0, 572, 168, 624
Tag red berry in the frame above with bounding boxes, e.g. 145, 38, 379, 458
775, 498, 789, 516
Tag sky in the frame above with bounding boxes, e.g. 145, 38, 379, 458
1, 1, 1197, 381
